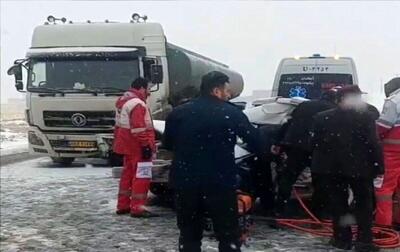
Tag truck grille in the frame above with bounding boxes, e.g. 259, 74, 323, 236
43, 111, 115, 128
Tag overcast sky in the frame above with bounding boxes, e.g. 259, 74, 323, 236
1, 1, 399, 105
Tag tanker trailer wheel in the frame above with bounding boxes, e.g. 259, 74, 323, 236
51, 157, 75, 166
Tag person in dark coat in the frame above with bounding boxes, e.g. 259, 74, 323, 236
367, 103, 380, 121
163, 71, 262, 252
311, 85, 384, 252
274, 89, 338, 216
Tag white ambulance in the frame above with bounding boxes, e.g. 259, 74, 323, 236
271, 54, 358, 99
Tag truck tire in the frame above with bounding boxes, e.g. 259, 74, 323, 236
108, 152, 123, 167
51, 157, 75, 166
112, 167, 123, 178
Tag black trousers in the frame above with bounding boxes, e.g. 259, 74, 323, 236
275, 148, 311, 211
251, 155, 275, 212
175, 185, 240, 252
275, 148, 329, 217
324, 175, 374, 244
310, 173, 330, 218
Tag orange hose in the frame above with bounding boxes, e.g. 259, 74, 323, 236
275, 189, 400, 249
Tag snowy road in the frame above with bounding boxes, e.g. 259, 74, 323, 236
0, 158, 394, 252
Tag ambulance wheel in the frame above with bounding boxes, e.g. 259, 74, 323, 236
51, 157, 75, 166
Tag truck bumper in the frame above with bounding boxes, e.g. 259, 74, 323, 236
27, 126, 110, 158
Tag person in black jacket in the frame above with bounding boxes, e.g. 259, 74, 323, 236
163, 71, 262, 252
274, 89, 338, 216
311, 85, 384, 252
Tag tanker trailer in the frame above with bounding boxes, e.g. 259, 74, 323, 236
166, 43, 243, 107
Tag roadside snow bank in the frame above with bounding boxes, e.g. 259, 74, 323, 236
0, 120, 28, 156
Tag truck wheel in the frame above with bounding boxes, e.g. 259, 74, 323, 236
108, 152, 123, 167
112, 167, 123, 178
51, 157, 75, 166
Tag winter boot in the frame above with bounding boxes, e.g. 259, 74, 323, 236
130, 210, 160, 218
116, 209, 130, 215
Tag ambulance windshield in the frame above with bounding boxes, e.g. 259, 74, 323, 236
277, 73, 353, 99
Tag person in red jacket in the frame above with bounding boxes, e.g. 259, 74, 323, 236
375, 77, 400, 227
113, 77, 156, 218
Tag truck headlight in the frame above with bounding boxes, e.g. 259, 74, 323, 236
28, 131, 44, 146
98, 143, 109, 153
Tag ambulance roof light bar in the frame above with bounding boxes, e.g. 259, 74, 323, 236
309, 53, 325, 59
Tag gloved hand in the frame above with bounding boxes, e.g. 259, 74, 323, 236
141, 145, 153, 160
374, 175, 384, 189
270, 145, 281, 155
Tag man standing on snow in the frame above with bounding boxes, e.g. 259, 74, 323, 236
163, 71, 262, 252
311, 85, 384, 252
113, 77, 157, 218
375, 77, 400, 227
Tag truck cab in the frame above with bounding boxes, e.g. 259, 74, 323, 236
271, 54, 358, 99
7, 15, 243, 164
7, 20, 167, 164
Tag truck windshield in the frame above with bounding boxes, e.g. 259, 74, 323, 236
28, 58, 140, 92
277, 73, 353, 99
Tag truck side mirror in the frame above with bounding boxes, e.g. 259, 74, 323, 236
15, 82, 24, 91
150, 65, 163, 84
7, 64, 24, 91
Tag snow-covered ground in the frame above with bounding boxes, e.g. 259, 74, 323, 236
2, 158, 395, 252
0, 119, 28, 156
0, 102, 25, 121
0, 98, 395, 251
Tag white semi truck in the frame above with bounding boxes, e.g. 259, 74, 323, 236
7, 14, 244, 165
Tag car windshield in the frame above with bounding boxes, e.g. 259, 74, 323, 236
28, 57, 140, 92
278, 73, 353, 99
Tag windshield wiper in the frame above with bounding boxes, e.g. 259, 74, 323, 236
59, 88, 98, 96
96, 87, 126, 93
30, 87, 65, 95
